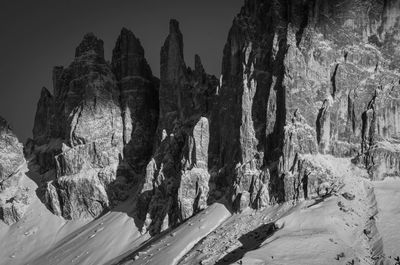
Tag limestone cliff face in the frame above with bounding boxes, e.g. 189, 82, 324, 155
214, 0, 400, 211
39, 33, 124, 219
112, 28, 159, 180
30, 31, 159, 219
0, 117, 31, 225
32, 87, 53, 146
24, 0, 400, 225
137, 20, 218, 234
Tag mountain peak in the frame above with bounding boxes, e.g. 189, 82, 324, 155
75, 32, 104, 58
169, 19, 181, 35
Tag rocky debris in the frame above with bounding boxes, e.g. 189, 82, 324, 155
342, 192, 355, 201
178, 204, 294, 265
0, 187, 31, 225
137, 20, 218, 234
0, 116, 31, 225
363, 141, 400, 180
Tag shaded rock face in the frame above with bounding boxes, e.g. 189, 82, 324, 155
32, 87, 53, 146
213, 0, 400, 210
137, 20, 218, 234
30, 31, 159, 219
0, 117, 31, 225
112, 28, 159, 179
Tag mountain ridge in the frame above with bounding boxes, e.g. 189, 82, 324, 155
1, 0, 400, 264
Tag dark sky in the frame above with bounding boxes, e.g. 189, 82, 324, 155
0, 0, 243, 142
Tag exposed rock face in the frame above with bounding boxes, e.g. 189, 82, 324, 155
0, 117, 31, 225
0, 117, 24, 182
213, 0, 400, 210
30, 31, 159, 220
24, 0, 400, 226
137, 20, 218, 234
44, 33, 124, 219
32, 87, 53, 146
112, 28, 159, 179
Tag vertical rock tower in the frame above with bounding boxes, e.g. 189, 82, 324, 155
30, 30, 159, 219
137, 20, 219, 234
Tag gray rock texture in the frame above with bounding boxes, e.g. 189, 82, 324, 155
136, 20, 218, 234
24, 0, 400, 226
112, 28, 159, 180
0, 117, 31, 225
0, 117, 24, 183
30, 31, 159, 220
211, 0, 400, 211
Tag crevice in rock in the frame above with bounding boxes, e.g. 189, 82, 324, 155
361, 92, 378, 178
316, 99, 331, 155
347, 93, 356, 133
295, 2, 310, 47
331, 64, 339, 99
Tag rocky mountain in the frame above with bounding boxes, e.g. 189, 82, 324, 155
1, 0, 400, 264
27, 29, 160, 220
136, 20, 219, 234
0, 117, 32, 225
215, 0, 400, 212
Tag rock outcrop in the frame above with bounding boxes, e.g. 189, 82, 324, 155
0, 117, 31, 225
111, 28, 159, 180
29, 30, 159, 220
211, 0, 400, 211
32, 87, 53, 146
24, 0, 400, 227
44, 33, 124, 219
137, 20, 218, 234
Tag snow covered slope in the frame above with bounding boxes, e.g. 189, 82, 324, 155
175, 156, 390, 265
30, 197, 147, 265
1, 158, 398, 265
0, 162, 146, 265
374, 179, 400, 264
0, 165, 88, 265
240, 179, 381, 265
113, 202, 231, 265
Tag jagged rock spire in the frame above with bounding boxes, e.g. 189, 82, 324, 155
0, 116, 11, 134
160, 19, 187, 83
112, 27, 153, 80
111, 27, 159, 177
194, 54, 206, 80
75, 33, 104, 59
33, 87, 53, 145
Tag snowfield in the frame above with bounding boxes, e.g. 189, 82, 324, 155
1, 156, 399, 265
113, 202, 231, 265
374, 178, 400, 264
